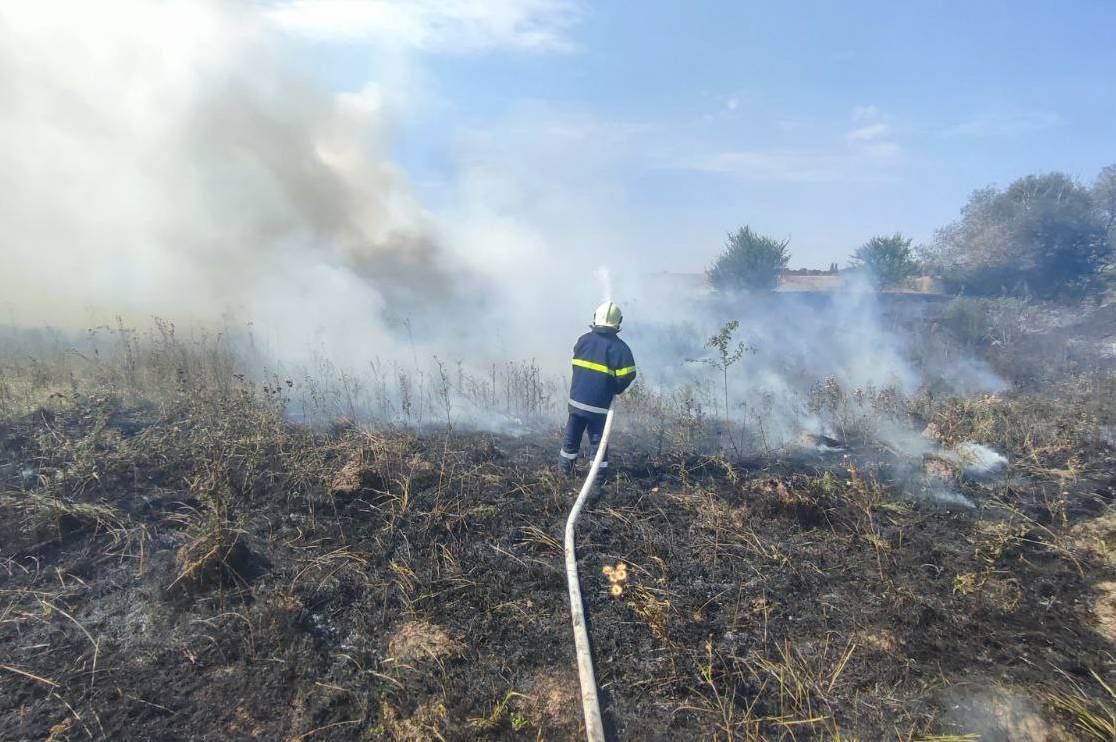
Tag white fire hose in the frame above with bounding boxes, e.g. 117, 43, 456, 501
564, 407, 614, 742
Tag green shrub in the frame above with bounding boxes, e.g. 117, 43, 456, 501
850, 233, 919, 287
708, 226, 790, 293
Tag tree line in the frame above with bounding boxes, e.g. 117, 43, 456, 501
709, 164, 1116, 301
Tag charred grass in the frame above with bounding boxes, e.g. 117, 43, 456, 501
2, 356, 1116, 738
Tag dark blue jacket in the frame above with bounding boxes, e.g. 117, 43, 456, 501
568, 328, 636, 416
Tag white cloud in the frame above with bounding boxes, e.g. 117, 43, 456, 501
684, 146, 900, 183
681, 105, 903, 183
703, 90, 750, 117
845, 104, 894, 143
846, 121, 890, 143
843, 104, 900, 161
857, 141, 902, 159
266, 0, 583, 53
943, 111, 1060, 138
852, 104, 882, 123
685, 149, 836, 182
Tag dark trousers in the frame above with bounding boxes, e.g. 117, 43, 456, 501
559, 411, 608, 480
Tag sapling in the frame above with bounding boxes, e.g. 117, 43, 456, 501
702, 320, 752, 421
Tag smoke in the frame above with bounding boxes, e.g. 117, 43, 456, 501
0, 0, 460, 361
595, 266, 613, 304
623, 272, 1003, 448
0, 1, 1006, 447
944, 442, 1008, 477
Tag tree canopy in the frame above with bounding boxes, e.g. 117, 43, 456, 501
928, 172, 1110, 299
850, 233, 919, 287
708, 226, 790, 293
1092, 164, 1116, 231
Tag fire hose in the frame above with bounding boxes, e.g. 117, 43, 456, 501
564, 407, 614, 742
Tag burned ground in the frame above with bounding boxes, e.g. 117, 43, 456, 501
2, 383, 1115, 740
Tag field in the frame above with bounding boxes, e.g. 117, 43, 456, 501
2, 302, 1116, 740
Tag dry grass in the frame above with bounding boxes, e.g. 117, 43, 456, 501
1044, 670, 1116, 740
628, 586, 674, 645
166, 458, 251, 593
676, 643, 767, 741
752, 639, 857, 733
386, 620, 464, 665
518, 524, 563, 555
3, 492, 129, 543
675, 638, 860, 741
465, 689, 532, 733
2, 315, 1115, 740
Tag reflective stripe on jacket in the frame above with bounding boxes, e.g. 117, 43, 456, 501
568, 328, 636, 416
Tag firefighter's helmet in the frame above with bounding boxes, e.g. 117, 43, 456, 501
592, 302, 623, 330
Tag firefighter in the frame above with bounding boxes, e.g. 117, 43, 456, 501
558, 302, 637, 486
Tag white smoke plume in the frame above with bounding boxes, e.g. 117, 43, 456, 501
0, 1, 460, 359
595, 266, 613, 304
0, 0, 1005, 450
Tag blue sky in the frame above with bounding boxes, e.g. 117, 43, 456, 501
271, 1, 1116, 271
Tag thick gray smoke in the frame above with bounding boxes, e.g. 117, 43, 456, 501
0, 1, 610, 368
0, 1, 1004, 457
0, 1, 461, 359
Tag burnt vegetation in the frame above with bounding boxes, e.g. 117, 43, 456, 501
2, 300, 1116, 741
3, 164, 1116, 739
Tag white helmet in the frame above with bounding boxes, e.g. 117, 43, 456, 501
592, 302, 623, 330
